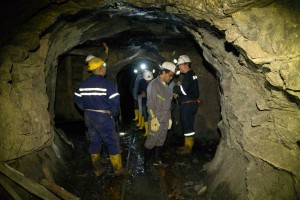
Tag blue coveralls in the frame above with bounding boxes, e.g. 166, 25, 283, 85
74, 74, 120, 155
138, 78, 150, 121
133, 74, 143, 111
173, 70, 199, 137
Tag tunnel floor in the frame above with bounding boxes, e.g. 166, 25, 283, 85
55, 120, 218, 200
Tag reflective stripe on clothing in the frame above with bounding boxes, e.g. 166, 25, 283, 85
74, 92, 81, 97
173, 70, 199, 104
184, 132, 195, 136
180, 103, 198, 135
79, 88, 107, 96
74, 74, 120, 112
79, 88, 107, 91
109, 93, 119, 99
80, 92, 107, 96
180, 85, 187, 95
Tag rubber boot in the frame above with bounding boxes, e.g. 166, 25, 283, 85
90, 153, 104, 177
109, 154, 129, 176
153, 146, 168, 167
139, 116, 145, 130
177, 137, 194, 155
144, 147, 152, 174
133, 109, 139, 121
136, 113, 142, 127
143, 122, 149, 137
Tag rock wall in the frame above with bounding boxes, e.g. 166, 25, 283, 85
186, 2, 300, 198
0, 40, 52, 161
0, 0, 299, 199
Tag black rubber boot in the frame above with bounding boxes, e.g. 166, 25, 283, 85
153, 146, 168, 167
144, 147, 152, 173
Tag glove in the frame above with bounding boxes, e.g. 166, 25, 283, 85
150, 117, 160, 132
168, 119, 172, 130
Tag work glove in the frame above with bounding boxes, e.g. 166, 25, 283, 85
168, 119, 172, 130
150, 117, 160, 132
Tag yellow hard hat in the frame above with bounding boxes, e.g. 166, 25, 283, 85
88, 57, 105, 71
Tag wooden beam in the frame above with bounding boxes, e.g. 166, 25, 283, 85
0, 174, 23, 200
0, 163, 60, 200
41, 179, 80, 200
42, 163, 55, 183
54, 127, 75, 150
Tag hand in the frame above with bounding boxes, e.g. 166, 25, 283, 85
150, 117, 160, 132
173, 93, 178, 99
168, 119, 172, 130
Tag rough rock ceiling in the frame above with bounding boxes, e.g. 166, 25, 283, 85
0, 1, 220, 48
74, 13, 187, 50
0, 0, 50, 44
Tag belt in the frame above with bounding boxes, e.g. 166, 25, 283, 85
181, 99, 203, 106
86, 109, 111, 114
181, 99, 200, 105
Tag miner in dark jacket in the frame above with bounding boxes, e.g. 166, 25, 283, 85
74, 57, 127, 177
173, 55, 200, 155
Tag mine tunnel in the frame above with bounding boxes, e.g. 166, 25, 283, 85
0, 1, 299, 200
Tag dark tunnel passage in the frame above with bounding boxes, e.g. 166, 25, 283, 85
50, 31, 221, 199
116, 58, 160, 124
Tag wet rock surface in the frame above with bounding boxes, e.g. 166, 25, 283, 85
56, 121, 218, 200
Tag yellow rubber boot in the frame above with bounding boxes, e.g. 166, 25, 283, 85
133, 109, 139, 121
109, 154, 128, 176
90, 153, 104, 176
139, 116, 145, 130
143, 122, 149, 136
136, 113, 142, 127
178, 137, 194, 155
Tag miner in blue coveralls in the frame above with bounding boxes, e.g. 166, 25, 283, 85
173, 55, 200, 155
133, 70, 145, 129
138, 70, 154, 136
74, 57, 127, 177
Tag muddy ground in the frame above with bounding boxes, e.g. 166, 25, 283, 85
55, 121, 218, 200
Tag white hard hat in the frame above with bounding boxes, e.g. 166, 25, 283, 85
161, 62, 176, 73
85, 55, 95, 63
143, 70, 153, 81
177, 55, 191, 65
